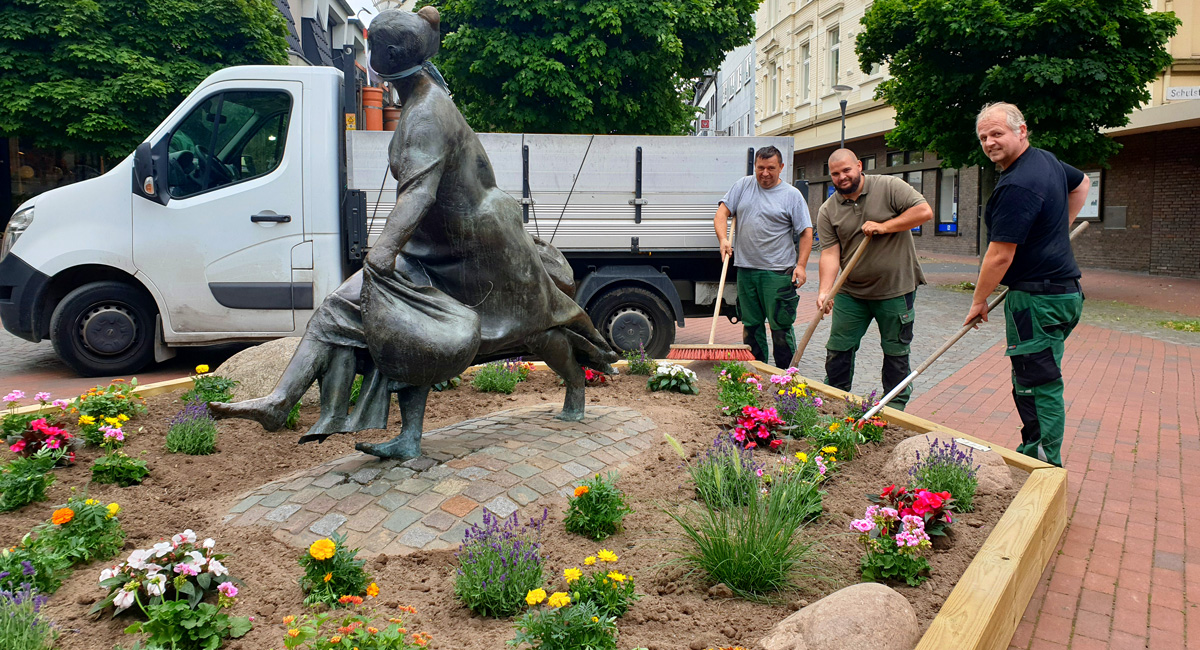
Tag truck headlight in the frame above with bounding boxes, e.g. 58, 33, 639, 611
1, 207, 34, 262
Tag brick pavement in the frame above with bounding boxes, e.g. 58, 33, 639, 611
224, 405, 652, 555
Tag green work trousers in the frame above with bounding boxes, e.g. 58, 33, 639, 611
736, 268, 799, 369
1004, 289, 1083, 467
824, 291, 916, 410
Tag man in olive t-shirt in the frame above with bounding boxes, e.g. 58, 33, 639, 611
816, 149, 933, 410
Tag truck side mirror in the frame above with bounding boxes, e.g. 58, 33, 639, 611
132, 141, 170, 205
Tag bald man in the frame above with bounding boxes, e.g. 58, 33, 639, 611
816, 149, 933, 410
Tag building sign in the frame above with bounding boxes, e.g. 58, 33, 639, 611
1079, 171, 1102, 221
1166, 87, 1200, 101
345, 113, 357, 130
700, 119, 711, 129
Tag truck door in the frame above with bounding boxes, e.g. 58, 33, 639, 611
132, 81, 305, 334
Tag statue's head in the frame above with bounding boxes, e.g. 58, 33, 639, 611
369, 7, 441, 76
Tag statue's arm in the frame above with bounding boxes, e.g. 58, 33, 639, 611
365, 129, 446, 275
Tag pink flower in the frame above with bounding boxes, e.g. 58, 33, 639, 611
217, 581, 238, 598
174, 563, 199, 577
44, 438, 61, 450
52, 399, 69, 410
755, 468, 764, 477
9, 440, 25, 453
34, 392, 51, 402
103, 427, 125, 442
3, 390, 25, 402
813, 397, 823, 407
850, 519, 875, 533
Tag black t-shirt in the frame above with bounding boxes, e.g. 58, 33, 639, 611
984, 147, 1084, 286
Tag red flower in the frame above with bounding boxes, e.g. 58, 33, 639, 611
768, 439, 783, 450
881, 485, 897, 498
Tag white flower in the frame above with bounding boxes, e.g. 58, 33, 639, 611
114, 589, 136, 611
186, 550, 207, 566
172, 530, 197, 546
207, 558, 228, 577
202, 538, 215, 550
127, 549, 152, 570
99, 567, 118, 583
145, 574, 167, 597
152, 541, 173, 558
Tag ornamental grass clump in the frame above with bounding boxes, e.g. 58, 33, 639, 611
72, 379, 147, 446
179, 365, 238, 405
165, 400, 219, 455
563, 473, 632, 541
90, 424, 148, 486
472, 359, 525, 394
514, 593, 616, 650
668, 433, 762, 509
298, 533, 373, 608
623, 344, 657, 376
0, 583, 55, 650
454, 508, 548, 618
647, 362, 699, 394
280, 603, 431, 649
909, 438, 979, 512
0, 448, 59, 512
28, 496, 125, 568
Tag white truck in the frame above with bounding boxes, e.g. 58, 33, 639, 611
0, 65, 794, 376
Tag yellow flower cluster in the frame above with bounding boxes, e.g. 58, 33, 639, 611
309, 538, 336, 561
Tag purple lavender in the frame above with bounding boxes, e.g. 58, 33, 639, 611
909, 438, 980, 512
165, 399, 218, 455
0, 582, 54, 646
453, 507, 546, 617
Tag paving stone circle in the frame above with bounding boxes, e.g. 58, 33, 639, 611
224, 405, 655, 555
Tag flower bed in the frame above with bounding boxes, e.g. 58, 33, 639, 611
0, 362, 1037, 650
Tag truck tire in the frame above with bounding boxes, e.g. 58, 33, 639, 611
50, 281, 157, 377
589, 287, 675, 358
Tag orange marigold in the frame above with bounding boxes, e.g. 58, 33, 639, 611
368, 627, 379, 634
282, 615, 295, 625
287, 629, 299, 638
366, 582, 379, 598
329, 636, 341, 644
51, 508, 74, 525
574, 485, 590, 497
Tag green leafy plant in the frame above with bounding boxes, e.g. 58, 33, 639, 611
647, 362, 699, 394
28, 495, 125, 568
0, 545, 67, 596
165, 400, 218, 455
512, 595, 616, 650
713, 360, 749, 381
91, 425, 149, 486
813, 418, 863, 461
432, 375, 463, 392
558, 554, 640, 620
715, 368, 761, 414
563, 473, 632, 541
349, 374, 365, 405
1161, 319, 1200, 332
851, 504, 932, 587
763, 454, 828, 524
298, 534, 373, 608
72, 379, 147, 446
0, 448, 59, 512
471, 360, 524, 394
623, 344, 657, 376
773, 380, 823, 438
285, 402, 302, 430
3, 391, 75, 464
667, 433, 761, 509
93, 530, 238, 616
280, 603, 430, 649
0, 584, 55, 650
455, 509, 547, 618
180, 366, 238, 404
124, 582, 251, 650
909, 439, 979, 512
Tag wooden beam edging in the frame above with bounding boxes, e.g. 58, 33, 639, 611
7, 377, 195, 416
741, 360, 1067, 650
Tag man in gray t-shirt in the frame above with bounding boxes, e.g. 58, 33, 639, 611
714, 146, 813, 367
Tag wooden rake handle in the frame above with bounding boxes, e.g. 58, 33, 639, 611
789, 235, 872, 368
708, 219, 735, 345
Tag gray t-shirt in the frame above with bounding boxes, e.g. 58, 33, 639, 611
720, 176, 812, 271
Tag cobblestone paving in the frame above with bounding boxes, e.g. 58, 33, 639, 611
223, 405, 654, 555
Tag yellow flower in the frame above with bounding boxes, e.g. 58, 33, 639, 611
795, 452, 808, 463
367, 582, 379, 598
591, 616, 599, 622
821, 446, 838, 454
309, 538, 336, 561
778, 389, 784, 395
104, 417, 120, 426
330, 637, 341, 644
584, 556, 596, 566
829, 422, 841, 432
78, 415, 95, 426
106, 503, 121, 518
323, 572, 332, 583
117, 414, 129, 422
85, 499, 99, 506
564, 568, 582, 583
606, 571, 627, 583
596, 549, 618, 563
282, 615, 295, 625
547, 592, 571, 608
525, 588, 547, 606
287, 628, 299, 638
196, 365, 210, 374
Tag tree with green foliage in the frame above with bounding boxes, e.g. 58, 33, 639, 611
423, 0, 760, 135
0, 0, 289, 159
856, 0, 1179, 168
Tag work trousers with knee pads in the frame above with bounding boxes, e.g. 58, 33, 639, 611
823, 291, 916, 410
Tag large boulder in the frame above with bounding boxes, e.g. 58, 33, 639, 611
760, 582, 920, 650
883, 433, 1012, 495
215, 338, 320, 406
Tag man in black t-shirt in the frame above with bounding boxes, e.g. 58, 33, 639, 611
964, 102, 1090, 467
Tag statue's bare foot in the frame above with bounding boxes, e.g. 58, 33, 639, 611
355, 437, 421, 460
208, 397, 288, 431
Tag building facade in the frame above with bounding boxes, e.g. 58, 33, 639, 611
692, 42, 756, 137
755, 0, 1200, 277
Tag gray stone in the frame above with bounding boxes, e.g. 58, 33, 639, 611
230, 495, 263, 514
456, 466, 491, 480
217, 337, 320, 406
397, 525, 439, 548
422, 465, 455, 480
760, 583, 919, 650
483, 496, 519, 519
402, 457, 438, 472
349, 468, 381, 485
309, 513, 348, 537
312, 473, 347, 489
327, 483, 361, 500
264, 504, 302, 522
258, 491, 291, 508
378, 491, 411, 512
383, 467, 416, 481
383, 508, 422, 533
508, 486, 541, 506
362, 482, 392, 497
397, 477, 434, 494
507, 463, 541, 479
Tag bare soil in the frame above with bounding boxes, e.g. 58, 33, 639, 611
2, 363, 1021, 650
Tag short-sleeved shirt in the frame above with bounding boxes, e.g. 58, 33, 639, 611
985, 147, 1084, 286
720, 176, 812, 271
816, 174, 928, 300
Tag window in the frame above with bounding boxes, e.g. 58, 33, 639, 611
890, 171, 925, 235
801, 43, 811, 101
797, 166, 807, 180
936, 168, 959, 233
861, 155, 876, 171
886, 150, 925, 167
886, 151, 905, 167
867, 61, 882, 76
167, 90, 292, 199
822, 162, 829, 176
827, 27, 840, 88
745, 114, 752, 135
768, 63, 779, 113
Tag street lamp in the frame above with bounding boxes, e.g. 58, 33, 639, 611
833, 84, 854, 148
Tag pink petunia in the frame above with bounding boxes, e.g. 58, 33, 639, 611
34, 392, 51, 402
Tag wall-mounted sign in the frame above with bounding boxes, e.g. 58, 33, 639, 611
1079, 170, 1102, 221
700, 119, 711, 129
1166, 87, 1200, 101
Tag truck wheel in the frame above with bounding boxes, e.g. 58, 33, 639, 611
589, 287, 675, 358
50, 281, 157, 377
